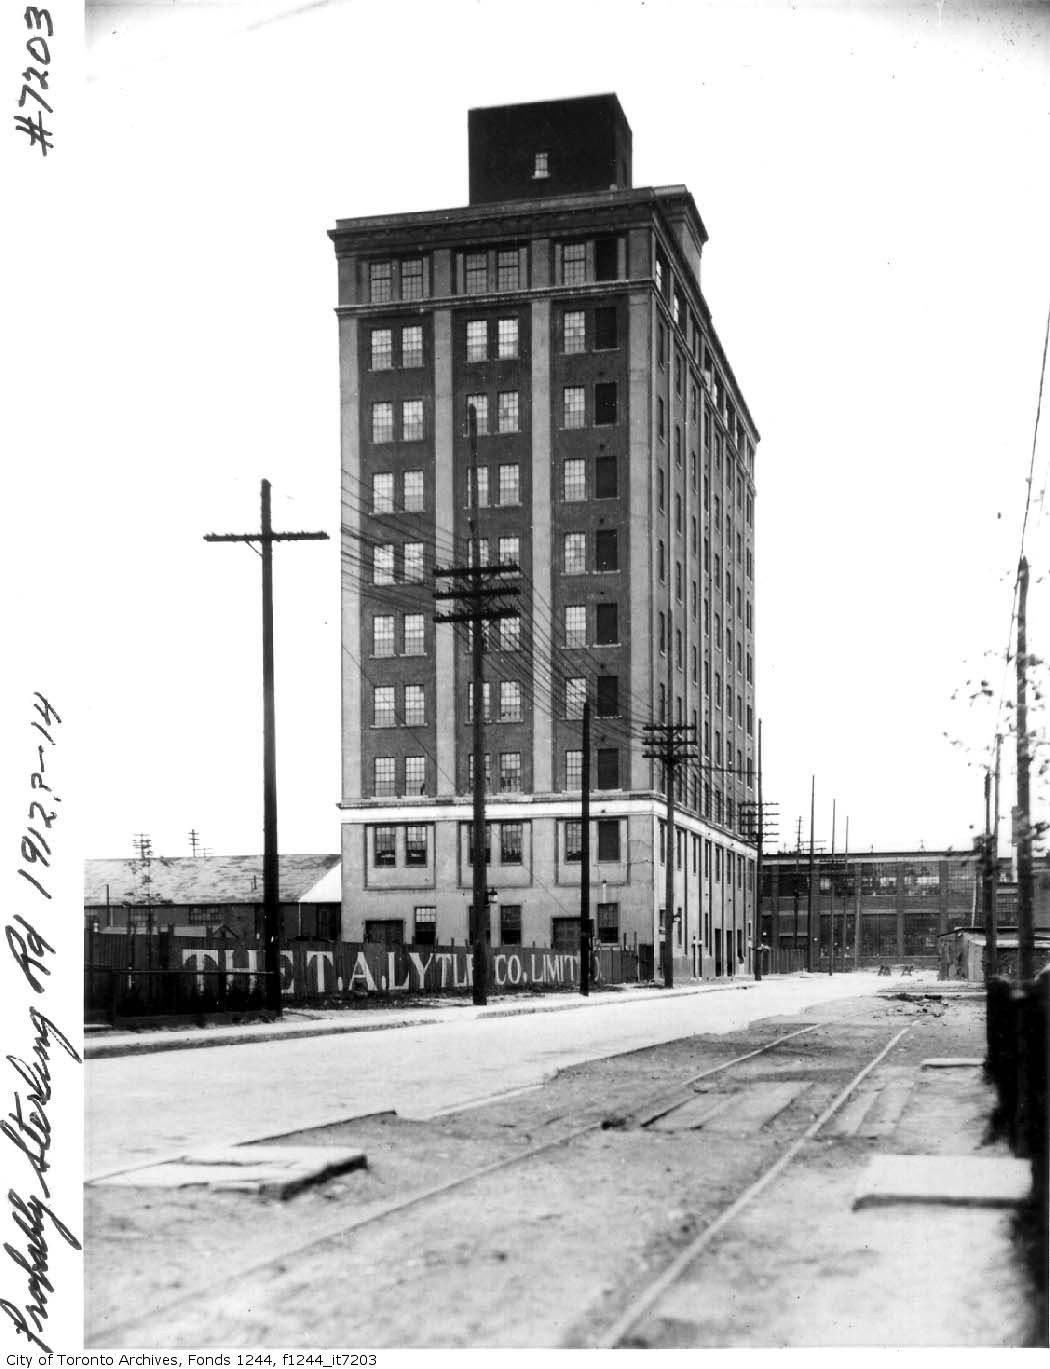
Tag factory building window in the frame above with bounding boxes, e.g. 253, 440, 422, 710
373, 760, 396, 799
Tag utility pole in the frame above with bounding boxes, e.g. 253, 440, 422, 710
841, 816, 849, 972
989, 733, 1002, 978
643, 634, 696, 990
205, 479, 329, 1016
807, 776, 816, 972
1015, 557, 1034, 982
188, 828, 202, 858
755, 719, 764, 981
828, 798, 836, 975
739, 723, 778, 980
434, 405, 519, 1006
580, 697, 592, 996
793, 816, 802, 961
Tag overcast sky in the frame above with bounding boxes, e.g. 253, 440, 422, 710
5, 0, 1049, 868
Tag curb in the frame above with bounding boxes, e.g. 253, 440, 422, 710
84, 980, 755, 1060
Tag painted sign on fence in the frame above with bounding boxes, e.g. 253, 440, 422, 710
178, 942, 585, 999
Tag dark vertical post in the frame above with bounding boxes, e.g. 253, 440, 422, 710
990, 733, 1001, 978
841, 816, 849, 971
664, 612, 676, 990
580, 697, 591, 996
755, 717, 764, 981
1016, 557, 1034, 982
260, 480, 281, 1015
807, 777, 816, 972
469, 408, 489, 1006
828, 798, 836, 975
983, 768, 994, 981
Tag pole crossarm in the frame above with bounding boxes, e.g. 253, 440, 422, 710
433, 585, 520, 601
434, 562, 520, 578
204, 531, 330, 544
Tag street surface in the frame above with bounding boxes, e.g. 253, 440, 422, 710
86, 974, 879, 1177
85, 980, 1043, 1349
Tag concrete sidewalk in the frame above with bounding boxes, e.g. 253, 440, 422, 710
84, 977, 758, 1059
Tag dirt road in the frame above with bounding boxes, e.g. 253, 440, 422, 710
86, 985, 1043, 1349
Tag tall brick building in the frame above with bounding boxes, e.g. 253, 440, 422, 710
329, 95, 761, 978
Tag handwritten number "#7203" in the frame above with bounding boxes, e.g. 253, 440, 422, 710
13, 7, 54, 157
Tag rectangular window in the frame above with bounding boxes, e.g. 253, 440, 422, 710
500, 822, 523, 864
595, 602, 618, 645
596, 674, 619, 717
414, 905, 437, 946
497, 249, 520, 291
658, 468, 665, 512
500, 616, 520, 651
373, 822, 396, 861
401, 324, 423, 368
595, 529, 618, 572
500, 680, 522, 721
499, 904, 522, 945
595, 236, 618, 280
597, 901, 620, 944
467, 680, 491, 723
597, 819, 620, 862
373, 686, 396, 727
403, 613, 425, 656
657, 396, 665, 440
565, 604, 587, 647
373, 544, 394, 584
405, 822, 428, 863
565, 750, 583, 790
595, 456, 618, 499
403, 542, 424, 583
498, 462, 520, 502
594, 306, 618, 350
594, 382, 617, 426
564, 309, 586, 354
374, 760, 396, 800
371, 401, 393, 444
597, 748, 619, 789
565, 676, 587, 719
402, 399, 424, 441
465, 251, 488, 294
404, 684, 425, 726
466, 394, 488, 436
497, 318, 518, 359
565, 820, 583, 862
405, 756, 426, 795
497, 392, 519, 435
497, 535, 519, 566
370, 328, 392, 370
466, 319, 487, 362
563, 386, 586, 429
563, 457, 586, 501
369, 262, 392, 304
564, 532, 586, 574
499, 752, 522, 792
466, 467, 489, 509
467, 754, 491, 791
372, 471, 394, 513
372, 615, 395, 657
403, 469, 424, 512
562, 242, 586, 285
401, 258, 424, 300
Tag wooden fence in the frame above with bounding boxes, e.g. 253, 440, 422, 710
85, 930, 641, 1018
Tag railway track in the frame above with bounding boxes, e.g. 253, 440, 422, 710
88, 1016, 914, 1348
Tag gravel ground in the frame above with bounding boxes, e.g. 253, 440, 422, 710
85, 987, 1043, 1349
